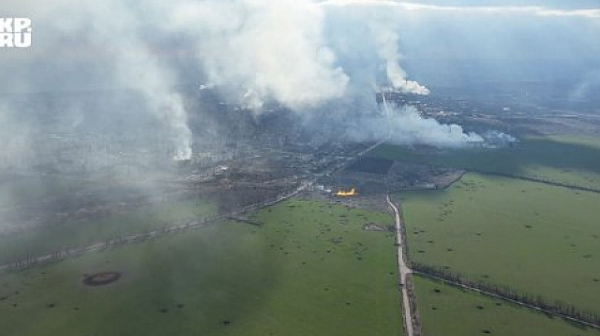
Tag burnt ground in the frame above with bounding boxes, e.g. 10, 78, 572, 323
299, 190, 390, 214
386, 162, 465, 191
346, 157, 395, 175
319, 160, 464, 201
82, 272, 122, 286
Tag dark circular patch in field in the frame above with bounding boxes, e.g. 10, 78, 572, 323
83, 272, 122, 286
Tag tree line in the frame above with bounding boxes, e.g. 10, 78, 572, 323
411, 262, 600, 329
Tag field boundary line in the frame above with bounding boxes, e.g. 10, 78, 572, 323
471, 170, 600, 194
412, 270, 600, 331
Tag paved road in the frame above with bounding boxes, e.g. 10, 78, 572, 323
387, 195, 415, 336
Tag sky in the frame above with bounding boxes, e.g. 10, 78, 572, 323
393, 0, 600, 9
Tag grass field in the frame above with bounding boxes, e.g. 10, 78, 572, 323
0, 199, 403, 336
370, 135, 600, 190
399, 173, 600, 314
0, 198, 216, 266
414, 275, 600, 336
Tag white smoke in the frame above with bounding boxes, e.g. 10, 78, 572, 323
480, 130, 517, 148
370, 22, 430, 95
87, 1, 193, 161
349, 105, 484, 148
169, 0, 349, 111
4, 0, 194, 161
2, 0, 497, 154
105, 33, 192, 161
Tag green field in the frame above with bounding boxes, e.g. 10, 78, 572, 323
0, 198, 216, 266
400, 173, 600, 314
371, 135, 600, 190
0, 173, 218, 266
414, 275, 600, 336
0, 199, 403, 336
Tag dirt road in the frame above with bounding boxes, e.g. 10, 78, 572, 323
387, 194, 415, 336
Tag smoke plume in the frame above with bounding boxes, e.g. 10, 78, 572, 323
370, 22, 430, 95
349, 105, 483, 148
1, 0, 496, 167
169, 0, 349, 111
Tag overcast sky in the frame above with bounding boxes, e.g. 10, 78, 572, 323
397, 0, 600, 9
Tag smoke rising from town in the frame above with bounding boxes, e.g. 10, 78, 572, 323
350, 105, 484, 148
0, 0, 494, 167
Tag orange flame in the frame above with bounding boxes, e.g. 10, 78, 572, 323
335, 188, 357, 197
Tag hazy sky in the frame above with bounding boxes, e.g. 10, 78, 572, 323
394, 0, 600, 9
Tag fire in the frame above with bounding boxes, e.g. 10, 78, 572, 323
335, 188, 357, 197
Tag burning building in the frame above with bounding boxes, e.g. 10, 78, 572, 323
335, 187, 357, 197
